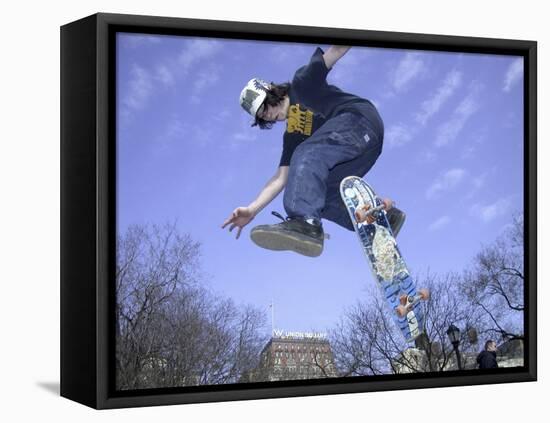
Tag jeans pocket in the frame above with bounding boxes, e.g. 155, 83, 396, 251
356, 117, 382, 151
326, 130, 365, 156
325, 113, 379, 154
327, 131, 346, 143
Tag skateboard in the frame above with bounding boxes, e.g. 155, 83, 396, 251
340, 176, 429, 342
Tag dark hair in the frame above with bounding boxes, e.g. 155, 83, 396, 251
485, 340, 496, 350
252, 81, 291, 130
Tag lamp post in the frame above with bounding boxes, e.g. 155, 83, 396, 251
446, 324, 463, 370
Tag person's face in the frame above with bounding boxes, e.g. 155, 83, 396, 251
256, 100, 287, 122
487, 342, 497, 352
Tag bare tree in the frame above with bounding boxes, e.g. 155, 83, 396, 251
331, 297, 398, 376
330, 271, 486, 375
330, 213, 525, 376
413, 272, 484, 372
461, 213, 524, 342
116, 223, 199, 389
310, 347, 338, 378
116, 222, 268, 390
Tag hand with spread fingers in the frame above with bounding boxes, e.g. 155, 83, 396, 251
222, 207, 255, 239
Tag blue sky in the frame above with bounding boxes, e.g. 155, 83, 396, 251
116, 33, 524, 335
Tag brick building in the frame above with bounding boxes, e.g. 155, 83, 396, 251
248, 332, 339, 382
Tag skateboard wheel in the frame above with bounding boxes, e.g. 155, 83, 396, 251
381, 198, 393, 210
396, 305, 408, 318
418, 289, 430, 300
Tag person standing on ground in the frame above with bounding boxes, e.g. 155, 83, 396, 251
477, 340, 499, 369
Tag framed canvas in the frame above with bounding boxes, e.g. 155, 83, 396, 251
60, 12, 537, 409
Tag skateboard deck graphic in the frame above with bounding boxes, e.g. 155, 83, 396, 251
340, 176, 427, 342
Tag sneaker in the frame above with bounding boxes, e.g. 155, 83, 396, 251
386, 207, 406, 237
250, 211, 324, 257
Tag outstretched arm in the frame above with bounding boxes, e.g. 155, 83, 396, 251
248, 166, 289, 216
322, 45, 351, 69
221, 166, 289, 239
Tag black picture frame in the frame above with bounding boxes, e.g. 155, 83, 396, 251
60, 12, 537, 409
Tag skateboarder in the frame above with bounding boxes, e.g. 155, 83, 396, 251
222, 45, 405, 257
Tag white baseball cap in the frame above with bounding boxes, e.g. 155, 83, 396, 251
239, 78, 271, 117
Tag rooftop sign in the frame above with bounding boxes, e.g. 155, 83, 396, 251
272, 330, 327, 340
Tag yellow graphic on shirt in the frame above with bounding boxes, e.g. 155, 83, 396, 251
287, 104, 313, 136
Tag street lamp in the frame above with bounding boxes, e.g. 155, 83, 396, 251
446, 324, 463, 370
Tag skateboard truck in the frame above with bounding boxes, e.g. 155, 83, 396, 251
354, 199, 393, 224
396, 289, 430, 318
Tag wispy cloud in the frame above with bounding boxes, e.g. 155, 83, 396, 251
155, 114, 216, 150
391, 52, 427, 93
122, 37, 223, 118
417, 149, 437, 163
122, 64, 154, 112
232, 131, 257, 142
213, 109, 233, 123
154, 115, 189, 153
386, 72, 463, 151
429, 216, 451, 231
220, 172, 236, 190
327, 48, 371, 88
385, 123, 414, 148
460, 130, 487, 159
269, 44, 310, 65
229, 115, 259, 149
434, 81, 483, 147
190, 65, 221, 104
179, 39, 223, 75
426, 168, 466, 199
503, 58, 523, 92
177, 39, 223, 104
122, 34, 162, 48
121, 63, 177, 120
503, 110, 521, 129
470, 197, 513, 223
416, 70, 462, 125
472, 173, 487, 191
370, 98, 382, 110
269, 45, 292, 63
191, 125, 216, 148
463, 169, 493, 200
163, 118, 188, 140
154, 65, 175, 86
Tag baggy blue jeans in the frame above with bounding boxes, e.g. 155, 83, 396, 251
283, 110, 384, 231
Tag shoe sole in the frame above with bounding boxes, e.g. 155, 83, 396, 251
389, 210, 406, 237
250, 227, 323, 258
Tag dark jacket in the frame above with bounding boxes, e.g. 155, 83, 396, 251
477, 350, 498, 369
